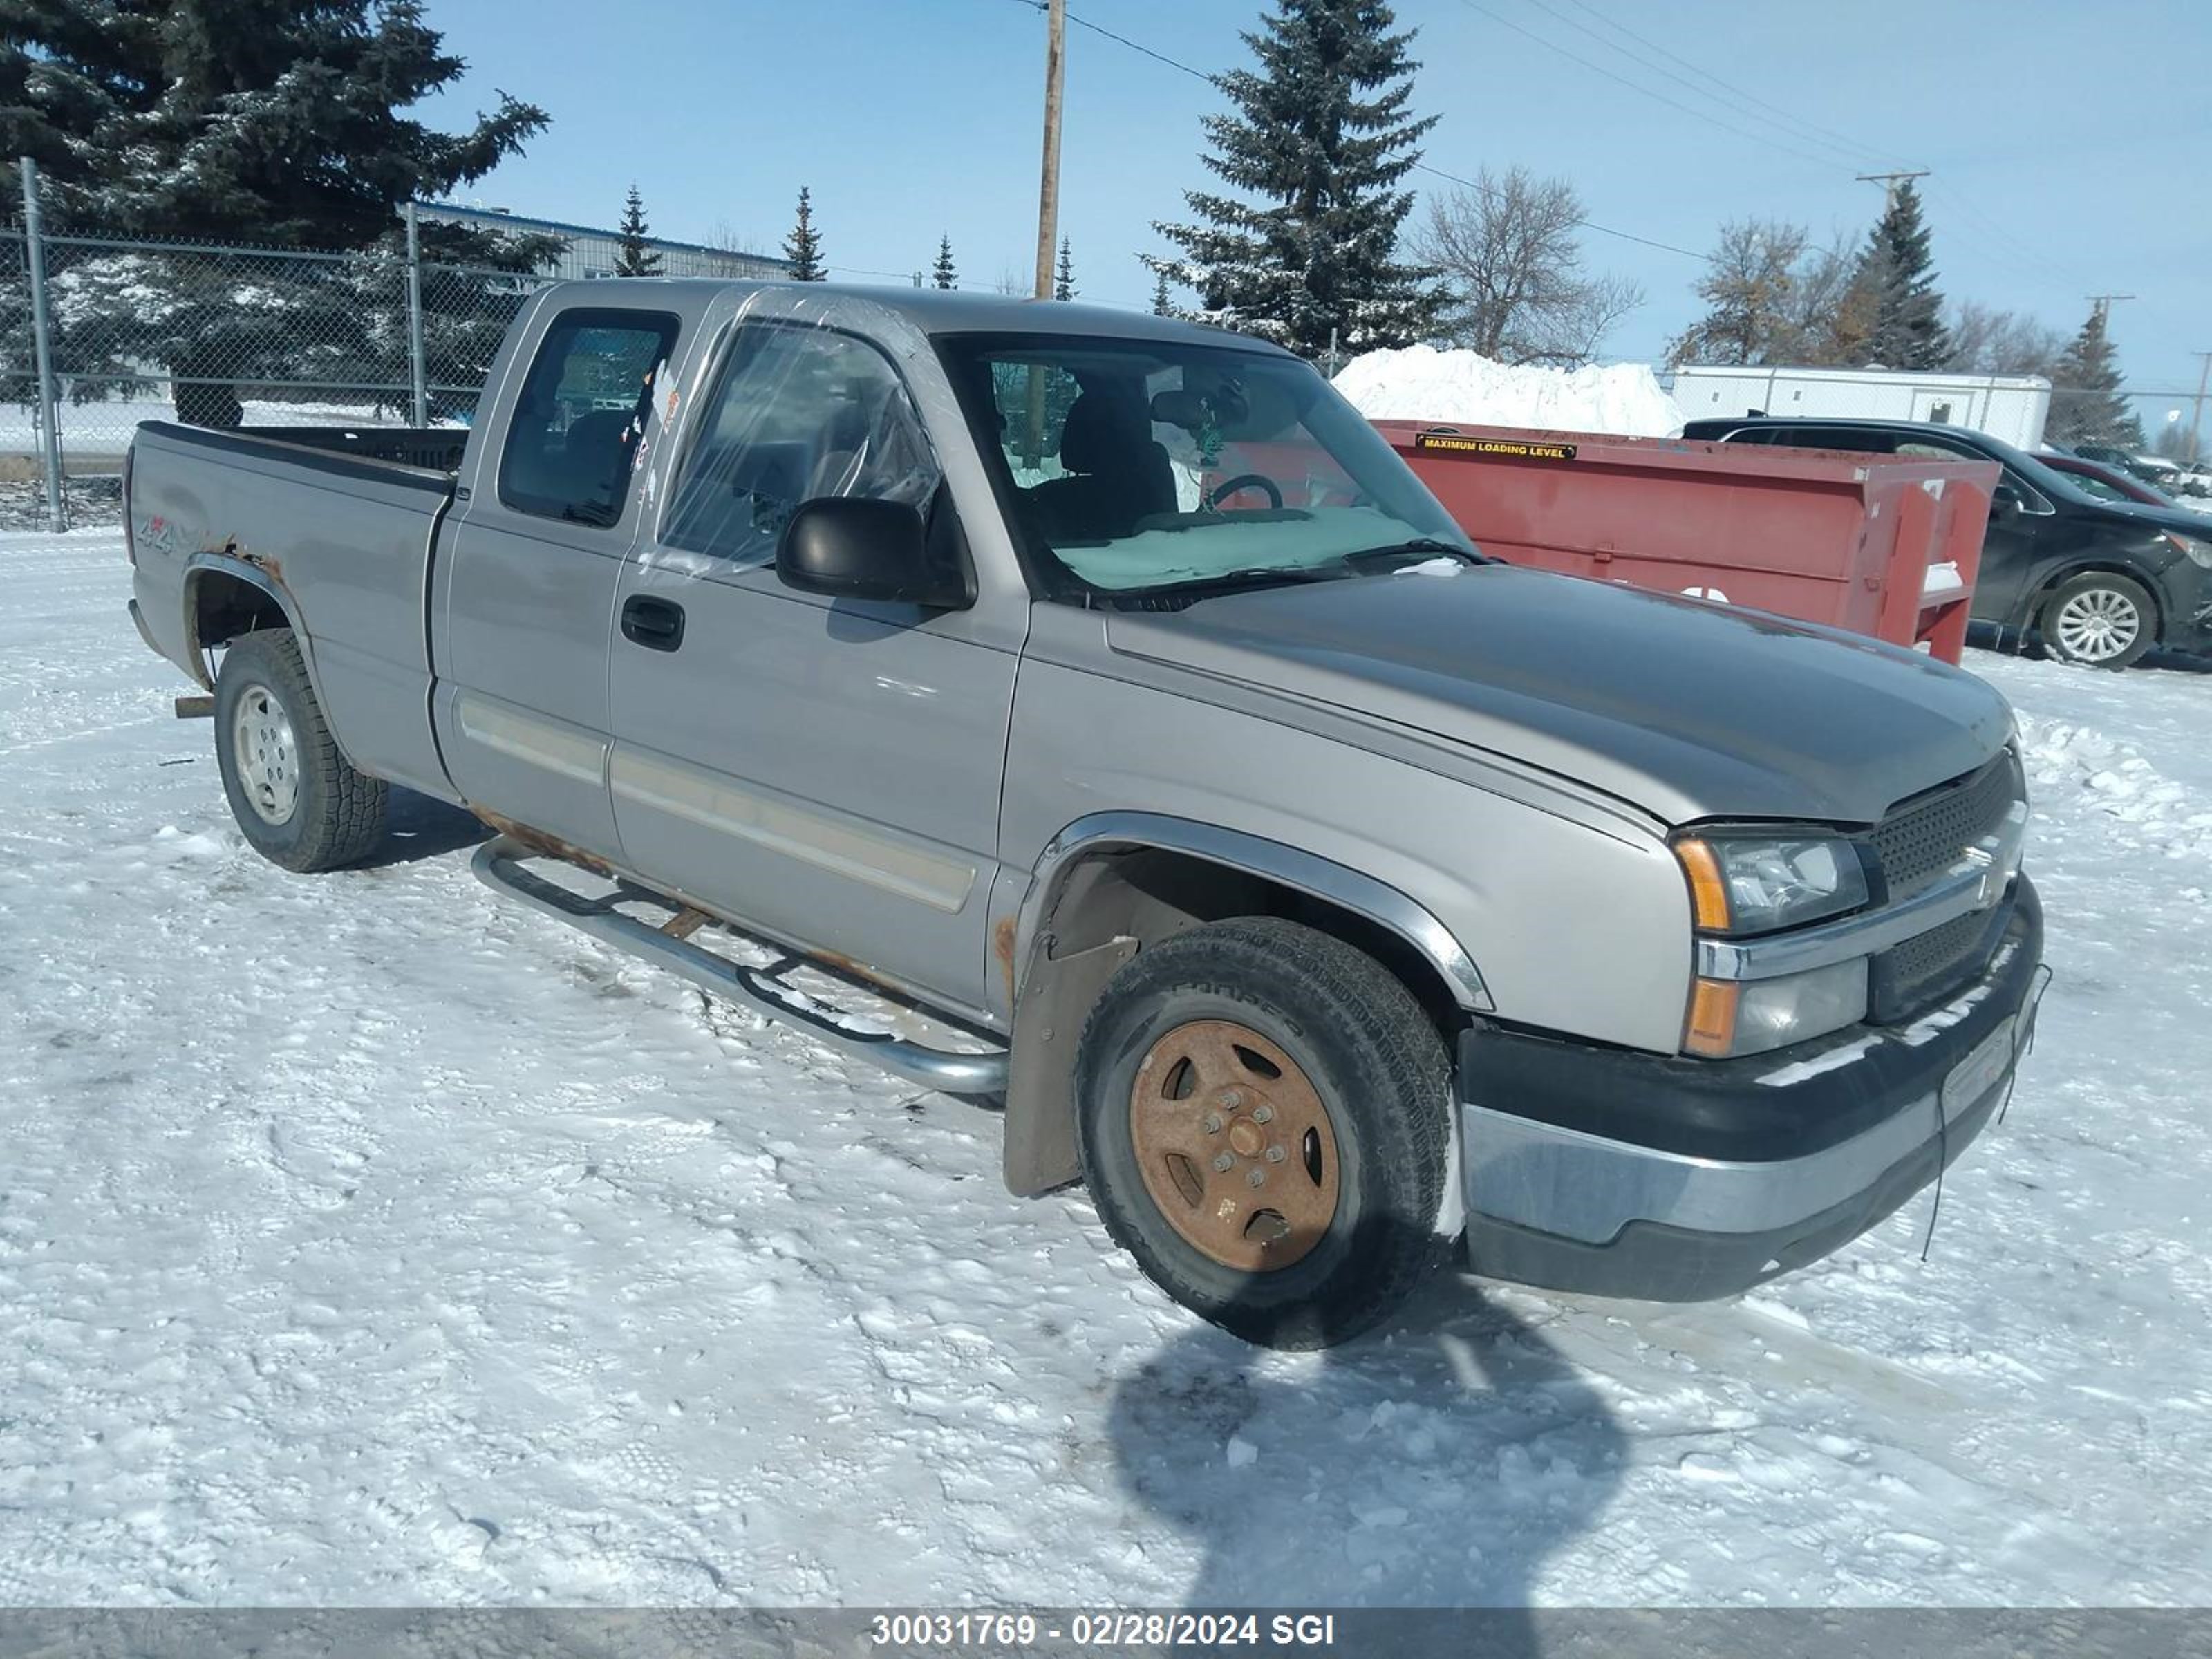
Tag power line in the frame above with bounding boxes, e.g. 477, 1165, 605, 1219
1003, 0, 1707, 261
1446, 0, 1855, 175
1469, 0, 2151, 314
1548, 0, 1913, 171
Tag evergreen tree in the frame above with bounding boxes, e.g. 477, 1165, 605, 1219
932, 235, 958, 290
614, 185, 662, 277
1054, 236, 1076, 301
1151, 268, 1173, 315
1855, 180, 1948, 369
2045, 305, 2146, 449
1144, 0, 1446, 357
0, 0, 544, 242
0, 0, 550, 424
783, 187, 825, 281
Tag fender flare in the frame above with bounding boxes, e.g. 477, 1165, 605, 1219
998, 812, 1491, 1196
1014, 810, 1492, 1013
180, 554, 362, 772
181, 552, 317, 693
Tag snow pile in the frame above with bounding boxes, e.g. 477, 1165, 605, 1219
2013, 714, 2212, 865
1333, 345, 1685, 437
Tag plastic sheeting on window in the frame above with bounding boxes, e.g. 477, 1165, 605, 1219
634, 288, 947, 579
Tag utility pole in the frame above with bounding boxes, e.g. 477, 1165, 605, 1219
1855, 169, 1930, 210
2188, 350, 2211, 464
1023, 0, 1067, 465
1033, 0, 1066, 302
2086, 294, 2135, 324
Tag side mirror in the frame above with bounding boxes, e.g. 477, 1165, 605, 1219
1989, 482, 2023, 518
775, 496, 971, 610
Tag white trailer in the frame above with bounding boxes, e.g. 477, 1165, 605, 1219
1668, 365, 2053, 450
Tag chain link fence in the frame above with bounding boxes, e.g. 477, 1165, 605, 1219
3, 191, 556, 529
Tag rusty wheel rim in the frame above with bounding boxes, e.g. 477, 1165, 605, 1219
1128, 1019, 1342, 1273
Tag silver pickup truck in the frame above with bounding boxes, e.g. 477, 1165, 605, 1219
125, 282, 2045, 1347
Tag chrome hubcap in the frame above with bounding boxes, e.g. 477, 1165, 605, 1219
2054, 588, 2141, 662
232, 684, 299, 825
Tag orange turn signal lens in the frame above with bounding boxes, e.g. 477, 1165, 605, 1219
1684, 977, 1741, 1058
1674, 838, 1731, 932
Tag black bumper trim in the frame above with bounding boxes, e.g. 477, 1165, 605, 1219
1464, 1070, 2011, 1302
1461, 873, 2041, 1164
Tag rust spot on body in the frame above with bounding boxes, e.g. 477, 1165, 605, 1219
470, 807, 617, 878
993, 915, 1020, 1004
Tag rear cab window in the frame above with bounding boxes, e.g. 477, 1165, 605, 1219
499, 307, 682, 527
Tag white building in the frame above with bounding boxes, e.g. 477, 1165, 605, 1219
1669, 364, 2053, 450
412, 200, 789, 283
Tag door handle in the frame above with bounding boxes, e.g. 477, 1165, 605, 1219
621, 594, 686, 652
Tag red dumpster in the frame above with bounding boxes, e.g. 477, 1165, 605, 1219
1371, 422, 1994, 664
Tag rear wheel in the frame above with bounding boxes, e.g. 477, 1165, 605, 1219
1074, 917, 1451, 1349
2041, 571, 2155, 668
214, 628, 387, 870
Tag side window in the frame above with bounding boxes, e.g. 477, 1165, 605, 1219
1897, 439, 1974, 461
1790, 427, 1891, 454
498, 308, 681, 527
664, 324, 941, 567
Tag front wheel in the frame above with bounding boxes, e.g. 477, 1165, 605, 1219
1074, 917, 1452, 1349
214, 628, 388, 870
2041, 571, 2155, 669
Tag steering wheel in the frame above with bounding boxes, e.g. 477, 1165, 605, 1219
1204, 472, 1284, 510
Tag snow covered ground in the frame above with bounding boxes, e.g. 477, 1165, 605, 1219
4, 531, 2211, 1609
1333, 346, 1685, 437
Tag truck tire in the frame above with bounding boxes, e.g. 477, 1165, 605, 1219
1074, 917, 1451, 1349
213, 628, 387, 871
2040, 571, 2155, 669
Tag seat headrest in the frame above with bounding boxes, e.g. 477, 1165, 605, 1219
1058, 392, 1149, 476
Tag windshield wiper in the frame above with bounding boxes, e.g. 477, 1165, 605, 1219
1103, 565, 1349, 607
1340, 538, 1488, 569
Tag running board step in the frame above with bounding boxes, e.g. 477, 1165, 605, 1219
471, 836, 1009, 1094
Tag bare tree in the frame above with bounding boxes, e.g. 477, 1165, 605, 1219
1772, 232, 1875, 364
993, 265, 1028, 297
1413, 168, 1642, 364
1945, 300, 2067, 377
705, 219, 767, 259
1668, 218, 1809, 366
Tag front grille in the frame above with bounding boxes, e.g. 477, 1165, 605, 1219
1864, 751, 2024, 1022
1871, 899, 2010, 1022
1871, 754, 2018, 899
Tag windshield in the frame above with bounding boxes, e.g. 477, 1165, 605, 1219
936, 332, 1474, 599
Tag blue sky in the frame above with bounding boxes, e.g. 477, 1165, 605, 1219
422, 0, 2210, 418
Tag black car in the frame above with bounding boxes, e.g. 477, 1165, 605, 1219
1680, 416, 2212, 668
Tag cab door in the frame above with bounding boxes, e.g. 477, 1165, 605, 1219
605, 316, 1020, 1021
431, 301, 682, 858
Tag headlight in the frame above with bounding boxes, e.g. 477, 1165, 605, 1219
1685, 959, 1870, 1058
2164, 532, 2212, 570
1673, 834, 1871, 935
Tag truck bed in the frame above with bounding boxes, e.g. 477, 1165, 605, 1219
126, 418, 466, 806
